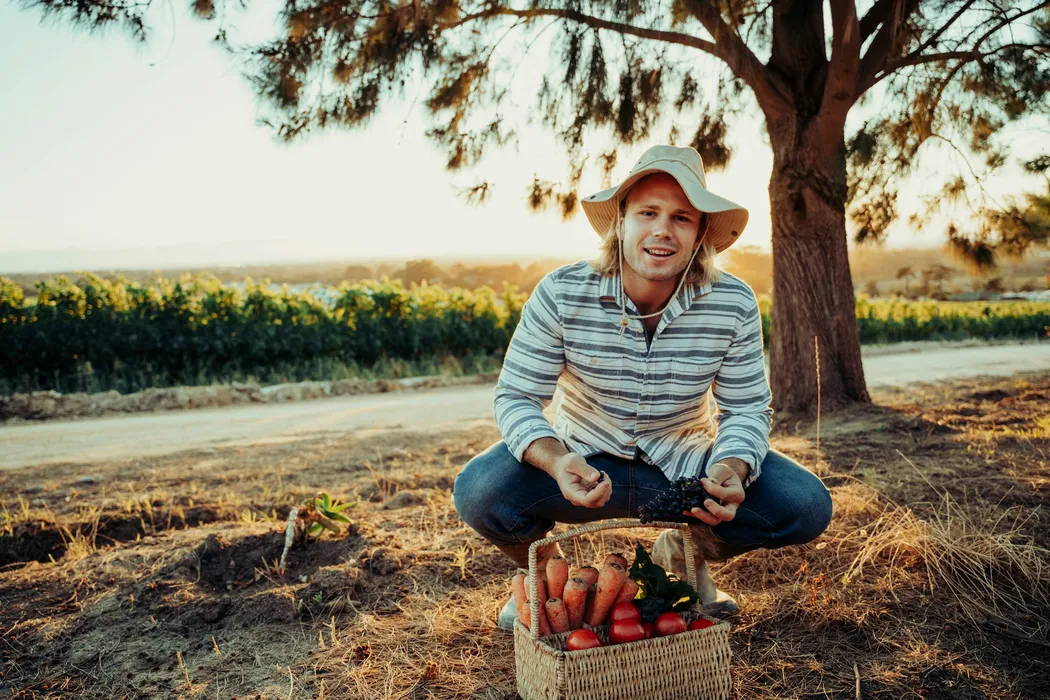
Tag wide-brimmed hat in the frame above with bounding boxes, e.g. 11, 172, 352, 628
580, 145, 749, 253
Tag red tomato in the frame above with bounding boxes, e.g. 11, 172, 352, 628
688, 618, 715, 631
609, 619, 647, 644
654, 612, 687, 636
609, 602, 641, 624
566, 629, 602, 651
643, 622, 654, 639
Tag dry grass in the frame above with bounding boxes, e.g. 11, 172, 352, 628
1, 374, 1048, 698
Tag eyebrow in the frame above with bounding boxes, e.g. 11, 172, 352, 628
634, 202, 697, 216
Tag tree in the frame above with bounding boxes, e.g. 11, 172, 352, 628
23, 0, 1050, 412
983, 276, 1005, 294
344, 264, 376, 281
920, 262, 955, 298
397, 259, 446, 286
895, 265, 915, 298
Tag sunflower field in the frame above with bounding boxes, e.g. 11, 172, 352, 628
0, 274, 524, 395
2, 275, 1048, 396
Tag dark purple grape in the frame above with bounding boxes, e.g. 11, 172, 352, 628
638, 477, 718, 523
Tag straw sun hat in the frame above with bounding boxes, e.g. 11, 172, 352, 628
580, 145, 749, 253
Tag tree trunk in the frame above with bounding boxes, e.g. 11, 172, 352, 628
767, 134, 870, 415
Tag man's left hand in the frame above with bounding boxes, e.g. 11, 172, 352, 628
682, 460, 748, 526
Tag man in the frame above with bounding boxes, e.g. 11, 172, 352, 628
453, 145, 833, 630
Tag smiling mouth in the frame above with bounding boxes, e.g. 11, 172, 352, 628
643, 247, 677, 258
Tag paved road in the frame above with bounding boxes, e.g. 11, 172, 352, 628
2, 342, 1047, 470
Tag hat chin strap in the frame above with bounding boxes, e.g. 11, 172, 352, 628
617, 236, 702, 337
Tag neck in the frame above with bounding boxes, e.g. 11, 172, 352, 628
621, 265, 681, 316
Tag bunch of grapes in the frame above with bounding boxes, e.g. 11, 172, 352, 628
638, 476, 717, 524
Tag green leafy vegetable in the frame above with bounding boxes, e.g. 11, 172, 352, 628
628, 543, 700, 622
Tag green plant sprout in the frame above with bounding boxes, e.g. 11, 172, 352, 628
278, 492, 358, 574
301, 492, 356, 537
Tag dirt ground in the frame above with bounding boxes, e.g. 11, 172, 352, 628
1, 374, 1049, 699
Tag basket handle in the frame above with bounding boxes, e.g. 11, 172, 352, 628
526, 518, 698, 639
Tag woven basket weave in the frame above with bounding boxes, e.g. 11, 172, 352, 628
514, 519, 732, 700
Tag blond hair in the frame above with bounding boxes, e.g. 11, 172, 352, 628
593, 180, 721, 288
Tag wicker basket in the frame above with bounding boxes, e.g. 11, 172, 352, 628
514, 519, 732, 700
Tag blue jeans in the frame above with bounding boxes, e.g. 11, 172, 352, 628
453, 443, 833, 551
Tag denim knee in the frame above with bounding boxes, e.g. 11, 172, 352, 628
452, 442, 529, 545
793, 478, 834, 544
452, 453, 492, 532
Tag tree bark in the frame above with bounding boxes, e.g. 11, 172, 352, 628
767, 132, 871, 415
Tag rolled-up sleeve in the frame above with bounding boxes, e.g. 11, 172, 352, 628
493, 273, 566, 461
708, 294, 773, 486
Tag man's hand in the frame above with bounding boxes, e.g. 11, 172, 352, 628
683, 460, 747, 525
552, 453, 611, 508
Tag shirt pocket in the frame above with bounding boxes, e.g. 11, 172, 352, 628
563, 346, 624, 402
655, 356, 720, 408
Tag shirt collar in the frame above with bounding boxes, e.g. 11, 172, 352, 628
599, 271, 713, 309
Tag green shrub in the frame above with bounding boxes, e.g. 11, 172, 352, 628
2, 276, 1047, 396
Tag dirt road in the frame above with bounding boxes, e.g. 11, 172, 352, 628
3, 341, 1047, 470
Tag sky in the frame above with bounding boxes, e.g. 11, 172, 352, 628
0, 2, 1042, 274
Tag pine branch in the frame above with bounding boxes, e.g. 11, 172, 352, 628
858, 0, 897, 41
452, 6, 718, 54
856, 0, 922, 94
820, 0, 862, 122
858, 0, 1050, 95
679, 0, 791, 115
860, 41, 1050, 93
904, 0, 980, 59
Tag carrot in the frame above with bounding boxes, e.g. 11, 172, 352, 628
583, 583, 596, 626
546, 556, 568, 600
586, 562, 626, 626
575, 566, 600, 587
545, 598, 570, 634
562, 577, 589, 630
511, 572, 528, 612
525, 572, 551, 635
535, 604, 552, 636
614, 577, 639, 604
512, 571, 531, 630
529, 572, 548, 608
604, 553, 629, 570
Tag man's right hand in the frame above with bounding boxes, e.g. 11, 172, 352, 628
552, 453, 611, 508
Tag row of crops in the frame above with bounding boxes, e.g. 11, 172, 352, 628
2, 274, 1048, 396
756, 296, 1050, 345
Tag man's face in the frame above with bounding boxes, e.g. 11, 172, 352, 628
620, 173, 703, 283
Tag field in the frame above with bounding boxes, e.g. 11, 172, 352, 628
2, 374, 1048, 698
3, 273, 1048, 397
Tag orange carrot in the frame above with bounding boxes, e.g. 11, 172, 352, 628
534, 603, 552, 636
563, 577, 589, 630
512, 571, 531, 630
583, 583, 596, 626
614, 577, 639, 604
529, 572, 548, 608
604, 553, 629, 570
576, 566, 599, 587
586, 563, 626, 626
545, 598, 570, 634
525, 572, 551, 635
546, 556, 568, 600
511, 572, 528, 611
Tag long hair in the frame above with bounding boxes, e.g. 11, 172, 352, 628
593, 181, 721, 288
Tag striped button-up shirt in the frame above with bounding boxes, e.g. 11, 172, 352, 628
493, 260, 773, 487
